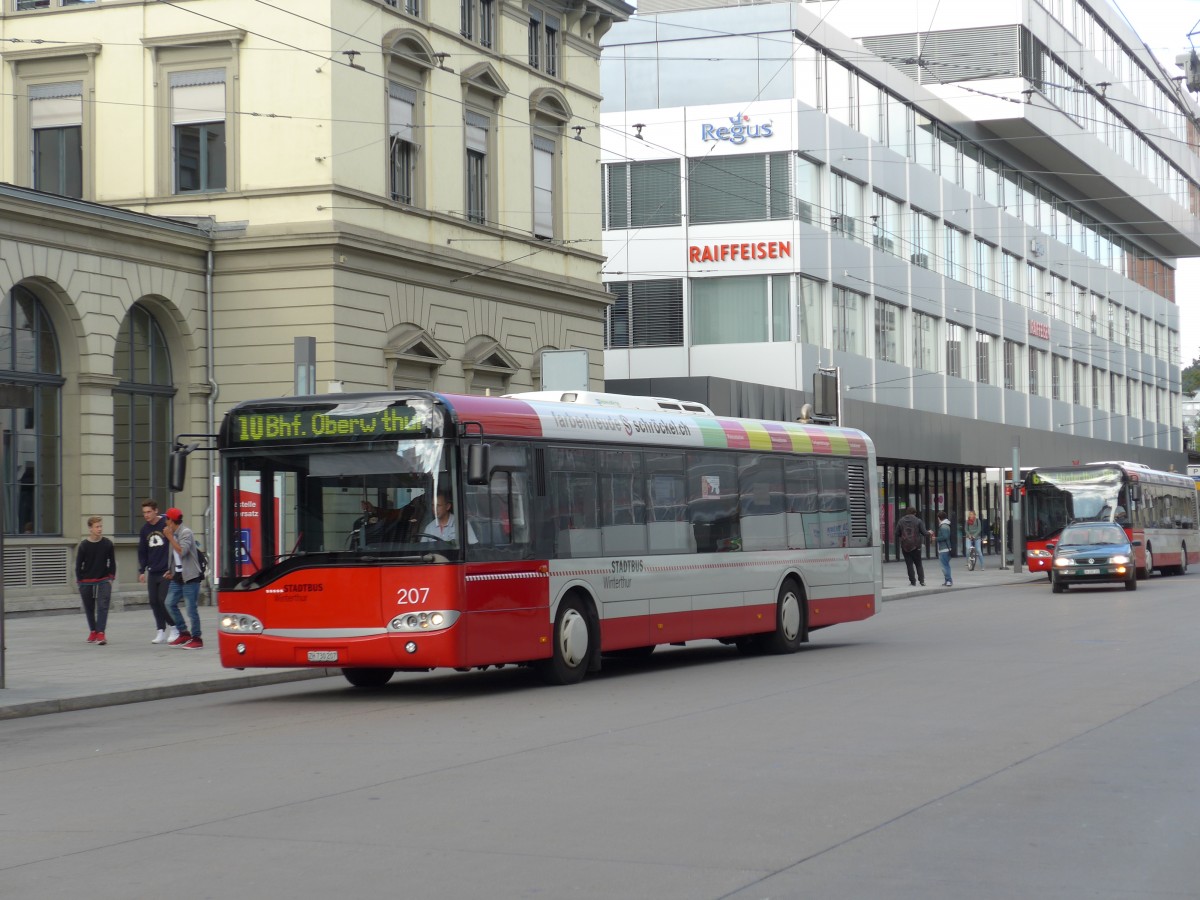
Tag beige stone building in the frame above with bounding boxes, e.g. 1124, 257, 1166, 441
0, 0, 631, 611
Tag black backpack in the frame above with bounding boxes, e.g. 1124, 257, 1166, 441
196, 546, 208, 577
899, 518, 922, 552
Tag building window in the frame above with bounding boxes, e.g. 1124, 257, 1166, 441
1003, 339, 1018, 390
528, 7, 560, 77
1093, 367, 1103, 409
1029, 348, 1042, 397
974, 238, 995, 293
797, 156, 823, 226
1051, 354, 1063, 401
1000, 251, 1018, 303
170, 69, 226, 194
31, 81, 83, 198
1026, 263, 1044, 313
913, 311, 937, 372
1073, 361, 1084, 405
605, 280, 684, 348
874, 301, 900, 363
689, 153, 792, 225
388, 81, 418, 204
976, 333, 993, 384
689, 275, 790, 346
604, 159, 681, 229
832, 288, 865, 353
405, 0, 421, 14
113, 304, 174, 535
946, 322, 963, 378
465, 110, 490, 224
873, 191, 902, 255
531, 134, 556, 239
944, 225, 967, 281
460, 0, 495, 48
1, 286, 62, 536
830, 172, 863, 239
798, 277, 823, 345
910, 210, 934, 267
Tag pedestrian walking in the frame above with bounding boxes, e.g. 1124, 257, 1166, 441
137, 499, 176, 644
964, 510, 984, 569
936, 511, 954, 586
163, 507, 205, 649
894, 505, 932, 587
76, 516, 116, 645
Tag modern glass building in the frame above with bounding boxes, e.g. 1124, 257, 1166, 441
599, 0, 1199, 557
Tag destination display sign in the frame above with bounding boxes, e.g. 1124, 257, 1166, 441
226, 403, 433, 446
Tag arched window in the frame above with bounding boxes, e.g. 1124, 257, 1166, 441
113, 303, 174, 534
1, 285, 63, 535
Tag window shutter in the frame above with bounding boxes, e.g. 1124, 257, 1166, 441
689, 155, 770, 224
605, 163, 629, 230
630, 159, 681, 227
170, 69, 226, 125
31, 81, 83, 129
632, 280, 684, 347
388, 82, 416, 142
465, 110, 489, 152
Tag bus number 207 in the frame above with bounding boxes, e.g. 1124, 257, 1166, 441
396, 588, 431, 605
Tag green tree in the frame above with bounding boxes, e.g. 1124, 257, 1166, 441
1185, 354, 1200, 395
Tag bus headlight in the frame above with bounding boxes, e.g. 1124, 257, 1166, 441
1027, 549, 1052, 560
220, 613, 264, 634
388, 610, 459, 633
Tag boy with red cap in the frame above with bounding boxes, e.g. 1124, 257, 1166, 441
162, 506, 204, 649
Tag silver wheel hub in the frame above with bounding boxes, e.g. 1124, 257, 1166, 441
780, 592, 801, 642
559, 609, 589, 668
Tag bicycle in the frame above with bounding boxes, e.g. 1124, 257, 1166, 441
967, 543, 979, 571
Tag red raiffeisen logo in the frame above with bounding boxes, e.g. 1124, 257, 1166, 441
688, 241, 792, 264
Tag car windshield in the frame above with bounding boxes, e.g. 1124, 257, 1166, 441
1059, 526, 1126, 547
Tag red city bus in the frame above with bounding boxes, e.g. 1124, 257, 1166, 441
1023, 461, 1200, 579
182, 391, 881, 687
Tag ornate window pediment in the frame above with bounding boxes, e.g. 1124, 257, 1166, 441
529, 87, 572, 125
462, 336, 519, 395
460, 62, 508, 100
384, 29, 436, 70
385, 324, 448, 390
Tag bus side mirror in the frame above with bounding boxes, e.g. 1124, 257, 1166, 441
467, 443, 490, 485
169, 442, 199, 492
1129, 483, 1142, 502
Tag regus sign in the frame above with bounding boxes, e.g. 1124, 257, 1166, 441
700, 114, 773, 144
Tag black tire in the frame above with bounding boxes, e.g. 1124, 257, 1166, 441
342, 667, 395, 688
1051, 576, 1065, 594
762, 579, 805, 654
1124, 573, 1137, 591
1180, 545, 1189, 576
536, 595, 594, 685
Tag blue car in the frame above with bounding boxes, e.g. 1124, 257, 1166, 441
1049, 523, 1140, 593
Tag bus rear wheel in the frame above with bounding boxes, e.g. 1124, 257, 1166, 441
342, 667, 395, 688
537, 596, 594, 686
762, 578, 806, 654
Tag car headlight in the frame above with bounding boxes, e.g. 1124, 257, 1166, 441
220, 613, 264, 633
1054, 557, 1074, 567
1108, 554, 1130, 565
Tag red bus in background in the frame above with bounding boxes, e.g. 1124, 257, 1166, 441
191, 391, 882, 688
1022, 462, 1199, 579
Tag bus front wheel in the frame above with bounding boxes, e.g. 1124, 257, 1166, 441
342, 667, 395, 688
1139, 547, 1154, 580
537, 596, 594, 686
763, 578, 806, 654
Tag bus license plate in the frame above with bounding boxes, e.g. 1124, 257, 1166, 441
1082, 568, 1100, 575
307, 650, 338, 662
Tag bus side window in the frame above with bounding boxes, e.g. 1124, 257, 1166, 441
687, 451, 740, 553
548, 447, 600, 558
464, 442, 532, 559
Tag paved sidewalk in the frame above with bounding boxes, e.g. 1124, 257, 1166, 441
0, 558, 1042, 720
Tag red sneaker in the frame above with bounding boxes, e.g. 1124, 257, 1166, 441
181, 638, 204, 650
86, 631, 97, 643
95, 632, 107, 646
169, 632, 192, 646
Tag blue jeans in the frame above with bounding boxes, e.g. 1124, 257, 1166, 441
166, 576, 202, 638
938, 549, 952, 584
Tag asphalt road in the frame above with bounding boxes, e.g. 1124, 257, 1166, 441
2, 574, 1197, 899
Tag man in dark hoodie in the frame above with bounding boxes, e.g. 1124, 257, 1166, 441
76, 516, 116, 645
137, 499, 174, 644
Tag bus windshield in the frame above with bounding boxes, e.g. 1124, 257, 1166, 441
1024, 467, 1125, 539
223, 436, 461, 586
